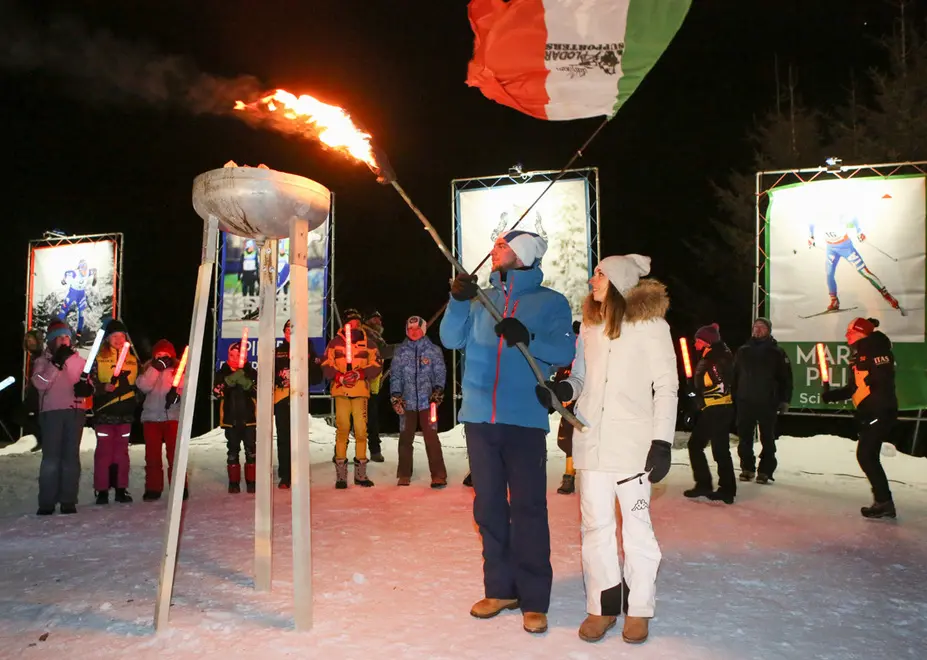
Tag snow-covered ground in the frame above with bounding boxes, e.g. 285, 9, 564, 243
1, 418, 926, 659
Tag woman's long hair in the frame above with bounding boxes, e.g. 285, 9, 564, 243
582, 282, 626, 340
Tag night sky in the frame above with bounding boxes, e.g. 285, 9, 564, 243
0, 0, 914, 434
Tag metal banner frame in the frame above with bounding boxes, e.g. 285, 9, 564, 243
755, 160, 927, 452
449, 167, 601, 426
209, 194, 336, 429
23, 231, 125, 396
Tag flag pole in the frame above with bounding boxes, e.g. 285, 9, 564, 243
374, 163, 585, 431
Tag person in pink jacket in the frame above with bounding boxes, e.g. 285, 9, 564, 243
31, 320, 92, 515
136, 339, 188, 501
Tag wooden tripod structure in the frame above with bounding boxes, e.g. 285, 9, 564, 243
154, 166, 331, 633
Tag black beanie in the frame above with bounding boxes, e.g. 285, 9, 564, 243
104, 319, 128, 338
695, 323, 721, 345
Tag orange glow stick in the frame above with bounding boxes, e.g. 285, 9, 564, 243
679, 337, 693, 379
345, 326, 353, 366
816, 342, 829, 383
172, 347, 189, 388
430, 402, 437, 424
239, 327, 249, 369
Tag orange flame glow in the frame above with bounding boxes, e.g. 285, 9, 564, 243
172, 347, 189, 389
234, 89, 378, 169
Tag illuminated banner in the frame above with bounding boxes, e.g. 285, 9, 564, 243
767, 175, 926, 408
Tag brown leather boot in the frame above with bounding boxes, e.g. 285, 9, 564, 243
523, 612, 548, 634
470, 598, 518, 619
578, 614, 617, 642
622, 616, 649, 644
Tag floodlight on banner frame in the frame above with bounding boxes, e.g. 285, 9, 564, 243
450, 167, 600, 426
755, 160, 927, 454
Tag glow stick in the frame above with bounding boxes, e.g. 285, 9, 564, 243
82, 330, 106, 375
430, 402, 437, 424
172, 347, 189, 388
816, 342, 829, 383
345, 326, 353, 366
679, 337, 693, 379
238, 327, 249, 369
0, 376, 15, 392
113, 342, 131, 377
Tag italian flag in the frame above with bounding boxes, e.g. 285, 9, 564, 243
466, 0, 691, 120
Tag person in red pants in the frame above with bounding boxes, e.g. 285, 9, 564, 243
90, 320, 138, 505
136, 339, 188, 501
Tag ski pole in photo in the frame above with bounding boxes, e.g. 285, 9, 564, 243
816, 342, 829, 383
238, 327, 249, 369
863, 241, 899, 262
82, 329, 106, 375
0, 376, 15, 393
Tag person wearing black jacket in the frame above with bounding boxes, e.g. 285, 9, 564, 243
732, 317, 792, 484
822, 317, 898, 519
214, 341, 258, 493
684, 324, 737, 504
273, 320, 324, 489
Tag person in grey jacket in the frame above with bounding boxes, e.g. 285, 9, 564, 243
31, 319, 91, 515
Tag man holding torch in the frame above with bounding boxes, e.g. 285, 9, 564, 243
440, 230, 575, 635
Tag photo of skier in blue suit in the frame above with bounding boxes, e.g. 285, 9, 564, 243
57, 259, 97, 337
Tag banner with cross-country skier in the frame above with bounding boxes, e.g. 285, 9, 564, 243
466, 0, 691, 120
766, 174, 927, 409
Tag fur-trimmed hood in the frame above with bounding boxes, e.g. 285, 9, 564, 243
624, 278, 670, 324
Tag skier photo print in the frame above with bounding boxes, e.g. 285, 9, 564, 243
767, 175, 925, 344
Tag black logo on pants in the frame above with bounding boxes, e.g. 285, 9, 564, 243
631, 499, 649, 512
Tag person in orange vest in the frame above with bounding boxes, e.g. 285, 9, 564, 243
89, 320, 138, 505
322, 309, 382, 489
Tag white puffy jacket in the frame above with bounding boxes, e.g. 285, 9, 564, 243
567, 279, 679, 473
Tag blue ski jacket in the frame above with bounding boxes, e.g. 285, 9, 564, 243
390, 336, 446, 412
440, 263, 575, 431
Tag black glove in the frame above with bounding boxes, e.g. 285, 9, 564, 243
821, 382, 839, 403
73, 375, 94, 398
153, 357, 174, 371
535, 381, 574, 410
644, 440, 672, 483
165, 386, 180, 410
52, 344, 74, 370
450, 274, 479, 302
778, 401, 789, 414
430, 386, 445, 405
494, 317, 530, 348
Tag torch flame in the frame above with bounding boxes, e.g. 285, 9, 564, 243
816, 342, 829, 383
430, 402, 437, 424
234, 89, 378, 169
679, 337, 693, 379
113, 343, 131, 377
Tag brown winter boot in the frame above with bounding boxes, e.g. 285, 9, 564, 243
622, 616, 649, 644
523, 612, 548, 634
578, 614, 617, 642
470, 598, 519, 619
354, 459, 375, 487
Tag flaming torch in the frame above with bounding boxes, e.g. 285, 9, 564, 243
816, 342, 829, 384
233, 90, 585, 431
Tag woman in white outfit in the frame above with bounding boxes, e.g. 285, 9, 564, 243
539, 254, 677, 644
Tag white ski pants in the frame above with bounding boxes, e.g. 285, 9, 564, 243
579, 469, 662, 618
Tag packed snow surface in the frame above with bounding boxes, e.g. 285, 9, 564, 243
1, 417, 926, 659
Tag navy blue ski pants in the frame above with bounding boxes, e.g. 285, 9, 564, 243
465, 422, 551, 613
